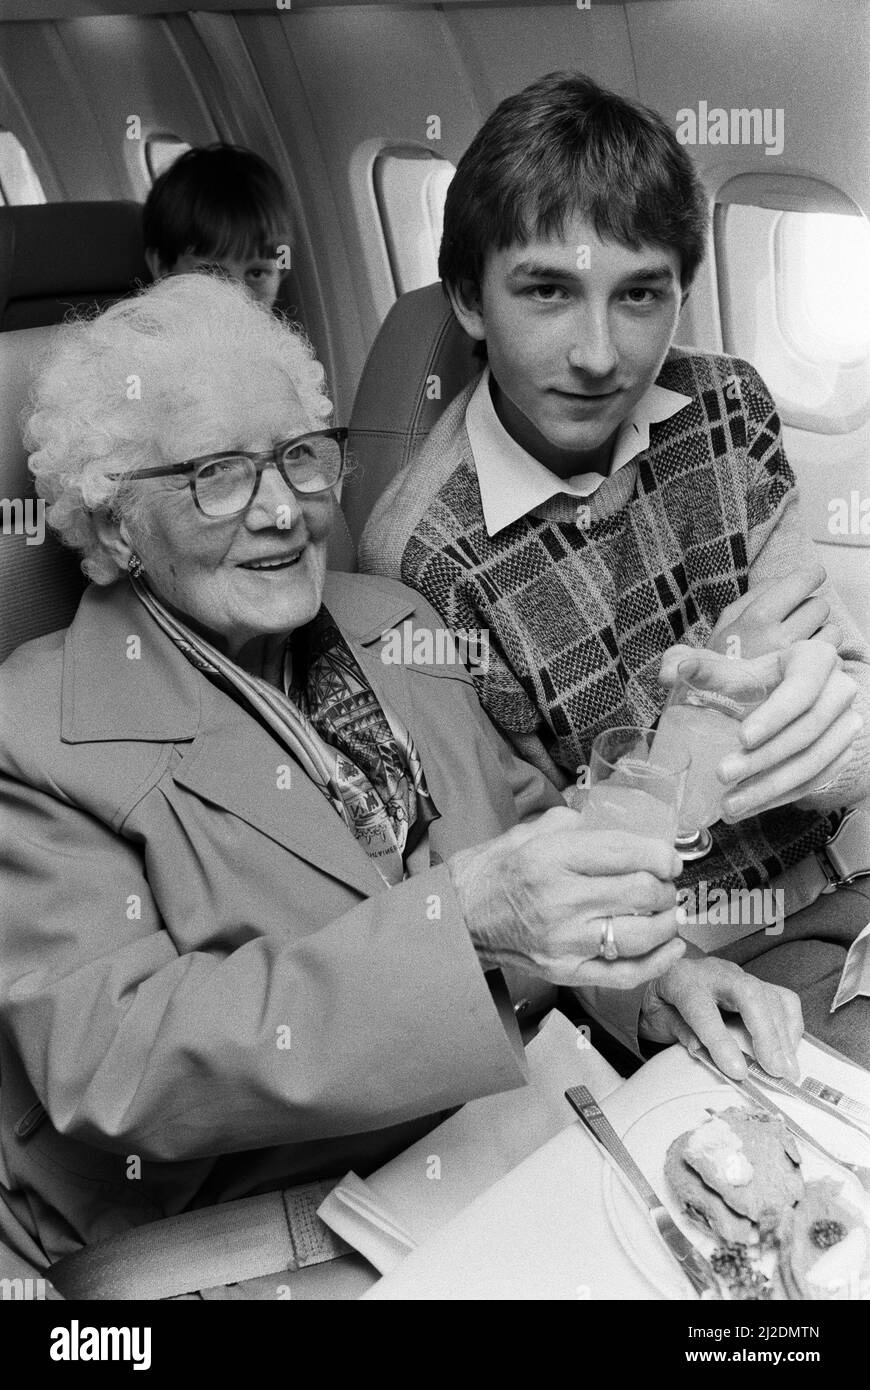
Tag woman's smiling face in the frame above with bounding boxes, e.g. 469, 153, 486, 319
112, 360, 334, 659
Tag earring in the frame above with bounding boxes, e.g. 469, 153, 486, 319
127, 553, 145, 579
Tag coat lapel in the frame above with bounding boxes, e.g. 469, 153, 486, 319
170, 688, 385, 898
61, 575, 434, 898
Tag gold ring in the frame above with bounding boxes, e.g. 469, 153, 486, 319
599, 917, 619, 961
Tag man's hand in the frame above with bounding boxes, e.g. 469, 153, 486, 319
449, 807, 687, 990
639, 957, 804, 1080
708, 563, 838, 660
717, 641, 860, 819
659, 641, 861, 821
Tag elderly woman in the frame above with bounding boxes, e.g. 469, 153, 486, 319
0, 275, 800, 1300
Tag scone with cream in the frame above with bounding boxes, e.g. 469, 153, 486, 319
666, 1108, 803, 1247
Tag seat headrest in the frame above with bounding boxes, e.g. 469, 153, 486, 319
0, 202, 149, 332
344, 282, 479, 544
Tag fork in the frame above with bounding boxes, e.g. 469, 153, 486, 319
690, 1047, 870, 1196
802, 1075, 870, 1131
741, 1055, 870, 1143
565, 1085, 720, 1299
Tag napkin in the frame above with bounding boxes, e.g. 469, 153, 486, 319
316, 1172, 416, 1276
363, 1121, 644, 1301
832, 921, 870, 1011
317, 1008, 621, 1264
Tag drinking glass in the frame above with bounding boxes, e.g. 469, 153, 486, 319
651, 654, 781, 860
575, 726, 689, 850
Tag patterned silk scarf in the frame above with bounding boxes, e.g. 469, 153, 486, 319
131, 578, 437, 885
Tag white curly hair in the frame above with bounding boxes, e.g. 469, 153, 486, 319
25, 274, 333, 584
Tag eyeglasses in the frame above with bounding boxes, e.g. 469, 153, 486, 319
109, 428, 348, 519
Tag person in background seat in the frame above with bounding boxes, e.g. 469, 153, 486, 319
144, 143, 292, 309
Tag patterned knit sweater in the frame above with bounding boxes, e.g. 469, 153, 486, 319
360, 349, 870, 896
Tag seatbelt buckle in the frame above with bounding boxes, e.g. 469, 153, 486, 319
816, 804, 870, 893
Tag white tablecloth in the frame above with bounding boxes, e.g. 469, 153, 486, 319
360, 1008, 622, 1247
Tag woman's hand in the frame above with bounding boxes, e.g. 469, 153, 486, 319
659, 641, 861, 821
640, 957, 804, 1080
448, 807, 687, 989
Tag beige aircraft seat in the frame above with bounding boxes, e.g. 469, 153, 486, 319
344, 281, 480, 545
0, 201, 149, 332
0, 326, 87, 664
273, 266, 310, 333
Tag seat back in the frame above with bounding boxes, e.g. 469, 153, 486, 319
273, 264, 309, 330
272, 265, 358, 565
344, 282, 480, 544
0, 202, 149, 332
0, 326, 87, 664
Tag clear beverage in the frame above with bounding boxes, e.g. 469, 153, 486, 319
652, 701, 740, 832
652, 654, 782, 859
576, 726, 688, 852
576, 780, 679, 848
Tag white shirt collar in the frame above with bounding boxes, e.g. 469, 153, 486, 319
466, 367, 692, 537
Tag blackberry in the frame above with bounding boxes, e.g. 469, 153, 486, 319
711, 1242, 773, 1299
810, 1218, 846, 1249
711, 1241, 751, 1281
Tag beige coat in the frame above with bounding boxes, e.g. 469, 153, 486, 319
0, 571, 575, 1265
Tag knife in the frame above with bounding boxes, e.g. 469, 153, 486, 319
740, 1052, 870, 1141
565, 1085, 720, 1299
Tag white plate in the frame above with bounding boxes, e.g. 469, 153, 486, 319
601, 1087, 870, 1300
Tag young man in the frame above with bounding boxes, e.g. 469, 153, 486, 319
360, 73, 870, 1056
143, 144, 292, 309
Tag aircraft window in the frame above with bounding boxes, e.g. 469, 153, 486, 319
779, 212, 870, 360
0, 129, 45, 205
716, 196, 870, 435
373, 150, 455, 295
145, 136, 192, 183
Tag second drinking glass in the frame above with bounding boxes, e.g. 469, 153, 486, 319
651, 654, 781, 860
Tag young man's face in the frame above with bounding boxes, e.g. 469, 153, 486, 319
451, 212, 684, 477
